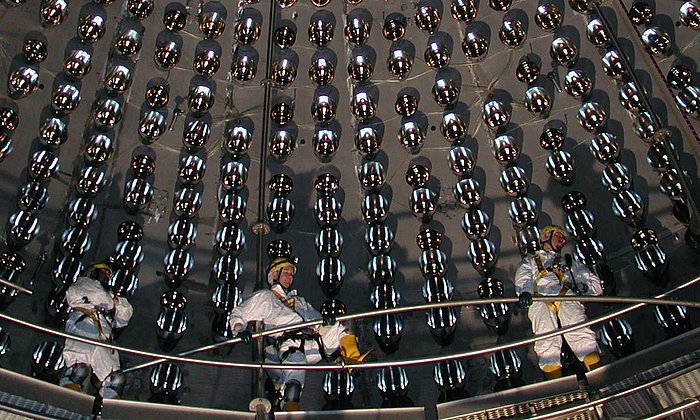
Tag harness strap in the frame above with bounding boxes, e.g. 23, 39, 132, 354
276, 329, 329, 362
271, 288, 296, 309
533, 253, 568, 314
73, 307, 112, 341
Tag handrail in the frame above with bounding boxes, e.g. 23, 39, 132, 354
0, 274, 697, 373
0, 278, 32, 295
525, 361, 700, 420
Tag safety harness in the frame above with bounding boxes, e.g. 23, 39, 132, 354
533, 253, 569, 314
74, 307, 114, 345
270, 287, 331, 363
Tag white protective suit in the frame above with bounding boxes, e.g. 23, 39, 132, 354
228, 284, 347, 391
61, 277, 133, 394
514, 250, 602, 369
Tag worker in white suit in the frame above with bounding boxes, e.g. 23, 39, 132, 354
229, 257, 372, 411
514, 225, 603, 379
60, 263, 133, 398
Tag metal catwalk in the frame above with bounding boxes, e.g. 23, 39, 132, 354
0, 0, 698, 417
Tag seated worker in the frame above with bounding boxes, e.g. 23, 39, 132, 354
514, 225, 603, 379
60, 263, 133, 398
229, 257, 372, 411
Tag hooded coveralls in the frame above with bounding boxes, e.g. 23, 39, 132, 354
514, 250, 602, 369
228, 284, 346, 393
61, 277, 133, 397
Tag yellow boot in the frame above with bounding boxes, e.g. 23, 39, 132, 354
340, 334, 373, 364
62, 383, 82, 392
282, 401, 300, 412
583, 352, 602, 371
541, 364, 562, 380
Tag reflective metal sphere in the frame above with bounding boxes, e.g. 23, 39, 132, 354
565, 209, 595, 241
352, 90, 377, 121
163, 7, 187, 32
523, 87, 552, 118
569, 0, 594, 14
18, 181, 48, 213
128, 0, 154, 20
447, 146, 475, 178
668, 65, 693, 90
631, 111, 658, 140
52, 254, 82, 286
221, 161, 249, 193
123, 179, 154, 212
212, 255, 243, 284
28, 150, 59, 181
23, 38, 48, 64
462, 31, 489, 61
590, 132, 620, 164
218, 191, 247, 225
314, 173, 340, 197
546, 150, 576, 185
114, 28, 142, 56
415, 5, 441, 34
577, 101, 607, 133
659, 169, 686, 201
269, 130, 297, 162
104, 64, 132, 96
517, 226, 541, 256
619, 82, 646, 114
366, 224, 395, 255
267, 198, 295, 233
468, 238, 498, 276
8, 67, 39, 99
499, 166, 528, 197
64, 49, 92, 80
397, 121, 425, 154
309, 18, 334, 47
680, 1, 700, 30
675, 86, 700, 117
489, 0, 512, 11
130, 154, 156, 178
232, 51, 258, 81
395, 93, 418, 117
425, 41, 451, 70
0, 108, 18, 133
602, 162, 632, 194
354, 126, 382, 159
499, 17, 526, 48
310, 56, 334, 86
629, 2, 654, 26
7, 210, 39, 250
316, 257, 346, 296
561, 191, 587, 213
453, 178, 482, 210
612, 190, 645, 227
630, 228, 659, 251
31, 341, 65, 382
348, 53, 374, 82
40, 0, 68, 27
461, 209, 491, 240
139, 110, 167, 142
574, 237, 605, 266
215, 225, 245, 256
84, 133, 114, 166
193, 49, 221, 78
368, 255, 397, 284
145, 82, 169, 109
516, 58, 540, 84
646, 141, 677, 172
419, 249, 447, 277
94, 98, 123, 131
433, 79, 460, 107
586, 18, 611, 48
601, 49, 627, 80
482, 99, 510, 131
550, 37, 578, 67
440, 112, 466, 141
344, 17, 370, 45
274, 25, 296, 49
508, 197, 538, 228
311, 94, 336, 123
188, 84, 215, 114
38, 118, 66, 149
154, 41, 182, 70
172, 188, 203, 219
416, 228, 443, 251
563, 69, 593, 98
423, 276, 453, 303
200, 12, 227, 39
163, 248, 194, 287
312, 128, 339, 162
224, 124, 251, 157
451, 0, 477, 22
51, 83, 81, 114
75, 166, 105, 198
77, 14, 106, 43
641, 27, 672, 56
362, 194, 390, 224
383, 15, 406, 41
405, 164, 430, 189
409, 187, 438, 222
491, 135, 520, 166
358, 162, 386, 193
535, 3, 562, 32
387, 49, 413, 79
315, 196, 343, 227
177, 155, 206, 186
66, 198, 97, 228
316, 227, 344, 258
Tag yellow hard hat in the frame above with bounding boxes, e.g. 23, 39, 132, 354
267, 257, 297, 285
85, 262, 112, 277
540, 225, 567, 241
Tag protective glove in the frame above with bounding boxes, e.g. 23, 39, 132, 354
517, 292, 533, 309
322, 314, 336, 326
236, 330, 253, 344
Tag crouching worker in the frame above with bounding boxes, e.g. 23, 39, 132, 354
60, 263, 133, 399
514, 225, 603, 380
229, 257, 373, 411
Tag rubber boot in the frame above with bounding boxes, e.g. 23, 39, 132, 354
281, 380, 302, 412
63, 383, 82, 392
583, 352, 602, 371
541, 364, 562, 380
340, 334, 373, 364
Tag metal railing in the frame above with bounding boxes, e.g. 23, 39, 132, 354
0, 275, 697, 374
